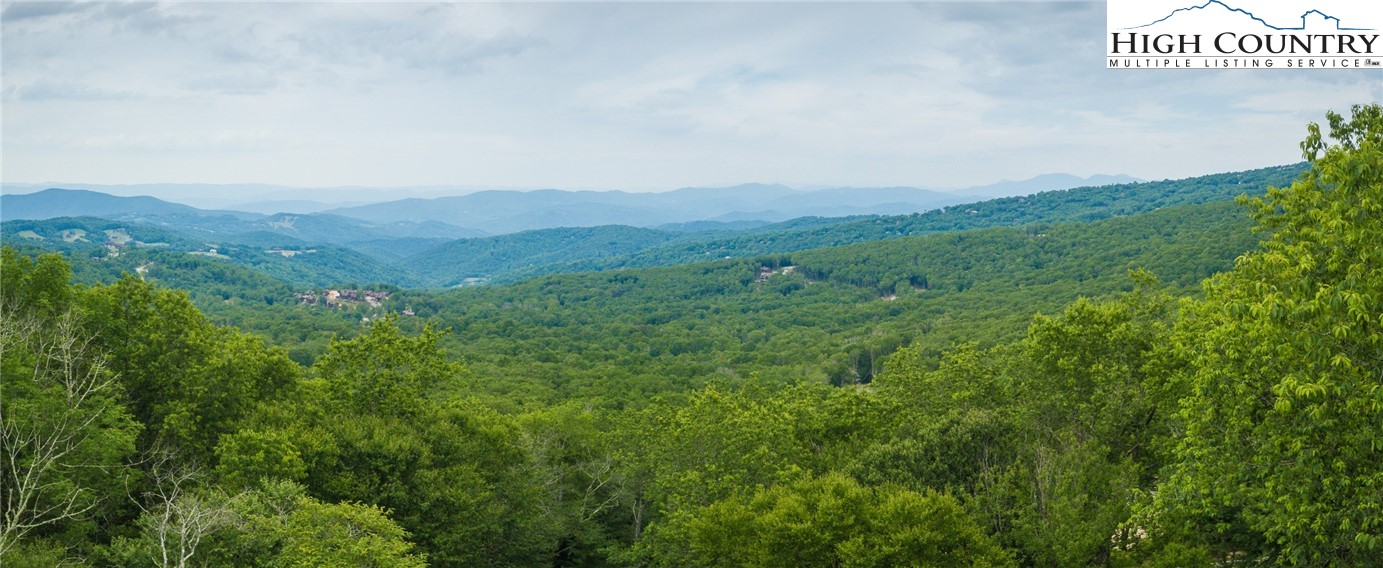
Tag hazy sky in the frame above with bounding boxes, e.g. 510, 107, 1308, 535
3, 1, 1380, 191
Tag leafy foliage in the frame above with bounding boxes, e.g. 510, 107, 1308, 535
646, 473, 1014, 568
0, 308, 139, 561
520, 164, 1302, 280
1, 216, 425, 288
1152, 104, 1383, 565
407, 225, 681, 286
0, 109, 1371, 567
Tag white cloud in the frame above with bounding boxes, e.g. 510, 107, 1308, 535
2, 1, 1379, 190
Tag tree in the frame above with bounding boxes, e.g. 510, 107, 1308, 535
268, 494, 427, 568
109, 478, 427, 568
518, 403, 625, 567
300, 321, 552, 566
0, 308, 139, 560
133, 453, 238, 568
618, 384, 819, 521
312, 316, 464, 417
1154, 104, 1383, 564
0, 248, 72, 319
655, 473, 1013, 568
864, 276, 1178, 567
78, 276, 298, 464
213, 429, 308, 491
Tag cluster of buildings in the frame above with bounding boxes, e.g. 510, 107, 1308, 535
756, 265, 797, 283
102, 240, 125, 257
265, 248, 317, 257
294, 288, 417, 317
295, 288, 392, 308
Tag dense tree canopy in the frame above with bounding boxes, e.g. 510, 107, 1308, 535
1151, 104, 1383, 565
0, 107, 1375, 567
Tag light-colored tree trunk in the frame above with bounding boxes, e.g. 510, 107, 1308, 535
0, 311, 119, 558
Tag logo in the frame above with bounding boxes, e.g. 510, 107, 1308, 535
1107, 0, 1381, 69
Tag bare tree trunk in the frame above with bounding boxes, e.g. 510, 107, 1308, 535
137, 451, 238, 568
0, 310, 122, 558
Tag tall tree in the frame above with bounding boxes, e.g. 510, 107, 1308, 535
78, 276, 299, 464
300, 319, 553, 566
0, 249, 72, 319
312, 316, 463, 417
1155, 104, 1383, 564
0, 257, 139, 562
652, 472, 1014, 568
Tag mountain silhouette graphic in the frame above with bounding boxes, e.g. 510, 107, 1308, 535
1124, 0, 1373, 31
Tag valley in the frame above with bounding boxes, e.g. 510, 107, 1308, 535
0, 112, 1373, 568
1, 164, 1301, 289
5, 1, 1377, 565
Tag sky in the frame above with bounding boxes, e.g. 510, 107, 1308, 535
2, 0, 1380, 195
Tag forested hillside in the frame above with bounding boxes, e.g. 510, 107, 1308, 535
0, 187, 209, 219
4, 164, 1301, 289
322, 183, 968, 232
522, 164, 1303, 277
405, 164, 1302, 284
14, 197, 1261, 386
2, 216, 426, 288
387, 201, 1258, 408
0, 189, 484, 244
408, 225, 683, 286
2, 106, 1378, 568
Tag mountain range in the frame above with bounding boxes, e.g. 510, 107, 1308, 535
1, 165, 1301, 289
3, 174, 1141, 235
1, 189, 482, 245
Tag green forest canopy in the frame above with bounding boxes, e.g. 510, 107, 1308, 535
1, 105, 1379, 567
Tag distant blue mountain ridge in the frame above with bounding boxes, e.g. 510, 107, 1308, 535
2, 173, 1142, 238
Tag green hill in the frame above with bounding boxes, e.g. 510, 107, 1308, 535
1, 216, 424, 289
380, 200, 1260, 407
545, 163, 1303, 275
4, 106, 1374, 568
406, 225, 684, 286
402, 164, 1302, 285
0, 187, 211, 220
